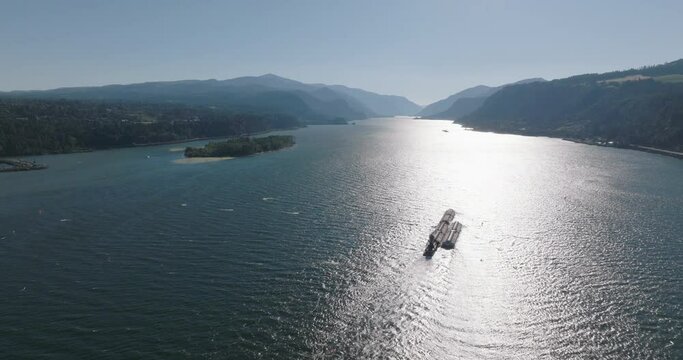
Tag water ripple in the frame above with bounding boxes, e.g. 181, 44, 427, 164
0, 119, 681, 358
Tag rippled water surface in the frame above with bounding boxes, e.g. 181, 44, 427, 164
1, 118, 681, 359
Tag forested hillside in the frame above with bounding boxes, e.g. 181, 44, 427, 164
2, 74, 421, 123
0, 99, 300, 156
462, 60, 683, 151
419, 78, 544, 118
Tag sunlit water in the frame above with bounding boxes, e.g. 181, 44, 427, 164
1, 118, 681, 359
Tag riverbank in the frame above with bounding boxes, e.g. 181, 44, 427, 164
563, 138, 683, 160
173, 157, 234, 164
0, 159, 48, 172
1, 126, 304, 158
449, 120, 683, 161
130, 127, 298, 148
634, 145, 683, 159
0, 126, 303, 172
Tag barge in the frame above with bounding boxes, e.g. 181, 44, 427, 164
423, 209, 462, 257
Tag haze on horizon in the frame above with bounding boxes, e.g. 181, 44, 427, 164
2, 0, 682, 104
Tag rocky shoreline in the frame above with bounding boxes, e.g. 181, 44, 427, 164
0, 159, 48, 172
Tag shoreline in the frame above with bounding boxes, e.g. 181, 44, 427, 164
1, 126, 303, 159
449, 121, 683, 161
562, 138, 683, 160
633, 145, 683, 159
0, 159, 48, 172
173, 157, 234, 164
130, 128, 294, 148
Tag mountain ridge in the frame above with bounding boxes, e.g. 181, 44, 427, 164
461, 59, 683, 152
2, 74, 422, 123
419, 78, 545, 117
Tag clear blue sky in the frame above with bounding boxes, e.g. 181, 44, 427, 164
1, 0, 682, 104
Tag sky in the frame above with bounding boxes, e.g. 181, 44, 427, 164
1, 0, 682, 104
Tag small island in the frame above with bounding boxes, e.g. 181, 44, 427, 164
184, 135, 295, 158
0, 159, 48, 172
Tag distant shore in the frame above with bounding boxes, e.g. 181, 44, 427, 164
130, 128, 287, 148
131, 127, 301, 148
563, 138, 683, 160
173, 157, 234, 164
448, 121, 683, 161
1, 126, 304, 159
132, 136, 227, 148
634, 145, 683, 159
0, 127, 303, 172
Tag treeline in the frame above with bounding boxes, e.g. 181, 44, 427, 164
462, 72, 683, 151
560, 59, 683, 85
184, 135, 295, 158
0, 99, 300, 156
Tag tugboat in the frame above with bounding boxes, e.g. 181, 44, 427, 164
423, 209, 462, 257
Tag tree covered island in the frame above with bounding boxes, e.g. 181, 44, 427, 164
184, 135, 295, 158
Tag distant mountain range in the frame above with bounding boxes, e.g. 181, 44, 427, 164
2, 74, 422, 124
4, 59, 683, 154
418, 78, 545, 118
460, 59, 683, 152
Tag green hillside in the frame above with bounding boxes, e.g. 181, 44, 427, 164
461, 60, 683, 152
0, 98, 300, 156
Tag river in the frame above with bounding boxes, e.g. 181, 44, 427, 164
1, 118, 681, 359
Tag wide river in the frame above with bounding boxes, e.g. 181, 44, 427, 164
1, 118, 681, 359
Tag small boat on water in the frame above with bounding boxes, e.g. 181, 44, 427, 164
442, 129, 449, 132
423, 209, 462, 257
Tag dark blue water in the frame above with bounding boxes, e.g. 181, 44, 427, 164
1, 118, 681, 359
